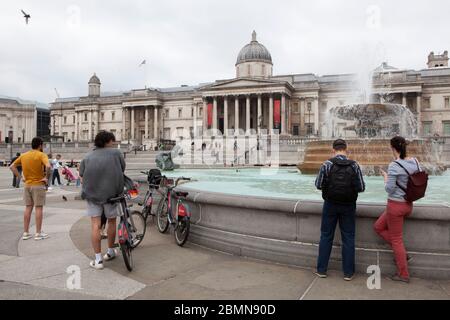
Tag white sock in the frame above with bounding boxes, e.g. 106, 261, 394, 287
107, 248, 115, 256
95, 253, 102, 263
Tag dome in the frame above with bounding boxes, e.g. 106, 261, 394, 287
88, 73, 101, 85
236, 31, 272, 66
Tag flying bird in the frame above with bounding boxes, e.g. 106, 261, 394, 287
21, 10, 31, 24
139, 60, 146, 67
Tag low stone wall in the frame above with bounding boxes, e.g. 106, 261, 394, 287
175, 187, 450, 279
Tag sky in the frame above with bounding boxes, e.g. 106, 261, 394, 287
1, 0, 449, 103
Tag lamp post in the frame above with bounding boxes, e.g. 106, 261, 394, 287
48, 124, 52, 154
22, 129, 25, 144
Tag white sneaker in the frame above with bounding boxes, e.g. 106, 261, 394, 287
89, 260, 104, 270
22, 232, 33, 240
103, 249, 118, 261
34, 232, 50, 240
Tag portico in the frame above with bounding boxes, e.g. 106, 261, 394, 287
200, 79, 293, 136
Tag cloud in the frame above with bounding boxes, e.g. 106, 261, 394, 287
0, 0, 449, 103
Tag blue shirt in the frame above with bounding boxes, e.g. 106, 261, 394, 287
315, 155, 366, 193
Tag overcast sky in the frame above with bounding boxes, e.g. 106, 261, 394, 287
1, 0, 449, 103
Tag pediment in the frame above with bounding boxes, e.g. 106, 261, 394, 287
200, 78, 287, 90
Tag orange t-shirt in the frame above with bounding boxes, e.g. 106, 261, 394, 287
12, 150, 49, 186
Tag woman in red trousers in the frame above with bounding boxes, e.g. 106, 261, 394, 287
374, 136, 421, 283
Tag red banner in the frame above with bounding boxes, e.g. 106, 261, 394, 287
207, 103, 213, 128
274, 100, 281, 129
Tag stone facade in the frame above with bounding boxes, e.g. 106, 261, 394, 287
0, 98, 49, 143
50, 32, 450, 146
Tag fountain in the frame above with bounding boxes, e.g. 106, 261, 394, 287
298, 103, 445, 175
298, 64, 445, 175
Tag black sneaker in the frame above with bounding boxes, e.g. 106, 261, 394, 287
314, 271, 327, 278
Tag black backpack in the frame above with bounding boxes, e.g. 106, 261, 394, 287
323, 158, 358, 204
147, 169, 162, 188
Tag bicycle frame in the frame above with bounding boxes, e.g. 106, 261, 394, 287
166, 189, 191, 225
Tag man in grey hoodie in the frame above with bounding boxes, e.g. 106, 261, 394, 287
79, 131, 125, 270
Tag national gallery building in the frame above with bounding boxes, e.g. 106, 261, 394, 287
50, 31, 450, 147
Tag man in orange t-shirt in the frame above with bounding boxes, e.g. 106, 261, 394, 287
10, 137, 52, 241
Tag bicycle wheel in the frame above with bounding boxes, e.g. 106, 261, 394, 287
129, 210, 146, 248
174, 217, 190, 247
120, 242, 133, 271
156, 198, 169, 234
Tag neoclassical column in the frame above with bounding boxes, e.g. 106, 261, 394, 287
94, 110, 99, 136
417, 93, 422, 136
402, 92, 407, 106
88, 110, 92, 141
269, 94, 274, 134
246, 95, 250, 133
314, 97, 319, 136
300, 98, 305, 135
234, 96, 239, 133
122, 107, 127, 141
224, 96, 228, 136
193, 103, 197, 137
144, 106, 149, 139
153, 106, 158, 140
74, 111, 79, 141
281, 94, 286, 134
58, 113, 62, 136
202, 98, 208, 133
213, 96, 218, 131
257, 94, 262, 134
131, 108, 135, 140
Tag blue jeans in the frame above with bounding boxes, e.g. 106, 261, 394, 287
317, 200, 356, 276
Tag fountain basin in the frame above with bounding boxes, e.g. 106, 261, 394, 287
175, 187, 450, 280
297, 139, 445, 175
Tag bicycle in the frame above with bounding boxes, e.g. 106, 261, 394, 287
155, 176, 192, 246
107, 176, 143, 271
129, 169, 165, 248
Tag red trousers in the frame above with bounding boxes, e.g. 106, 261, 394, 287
374, 199, 413, 279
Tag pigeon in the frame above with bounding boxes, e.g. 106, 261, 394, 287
62, 195, 68, 201
21, 10, 31, 25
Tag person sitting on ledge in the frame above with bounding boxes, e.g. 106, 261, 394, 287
314, 139, 366, 281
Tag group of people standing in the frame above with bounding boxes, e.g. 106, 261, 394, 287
315, 136, 425, 283
8, 132, 424, 281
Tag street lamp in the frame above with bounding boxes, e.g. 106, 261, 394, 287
48, 124, 52, 154
22, 129, 25, 144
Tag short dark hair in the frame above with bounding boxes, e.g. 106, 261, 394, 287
31, 137, 44, 150
94, 131, 116, 148
16, 152, 21, 156
332, 139, 347, 151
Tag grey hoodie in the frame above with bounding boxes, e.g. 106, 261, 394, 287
79, 147, 125, 204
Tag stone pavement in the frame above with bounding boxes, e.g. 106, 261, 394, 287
0, 167, 449, 300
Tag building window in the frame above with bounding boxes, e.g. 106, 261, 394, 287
443, 121, 450, 136
101, 112, 105, 121
189, 127, 194, 138
306, 102, 312, 112
63, 116, 67, 124
112, 112, 115, 121
293, 125, 299, 136
163, 128, 171, 139
164, 109, 169, 118
422, 122, 432, 136
191, 108, 194, 117
199, 107, 203, 117
423, 98, 431, 109
178, 109, 182, 118
84, 113, 88, 121
293, 103, 299, 114
445, 97, 450, 108
72, 115, 75, 123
